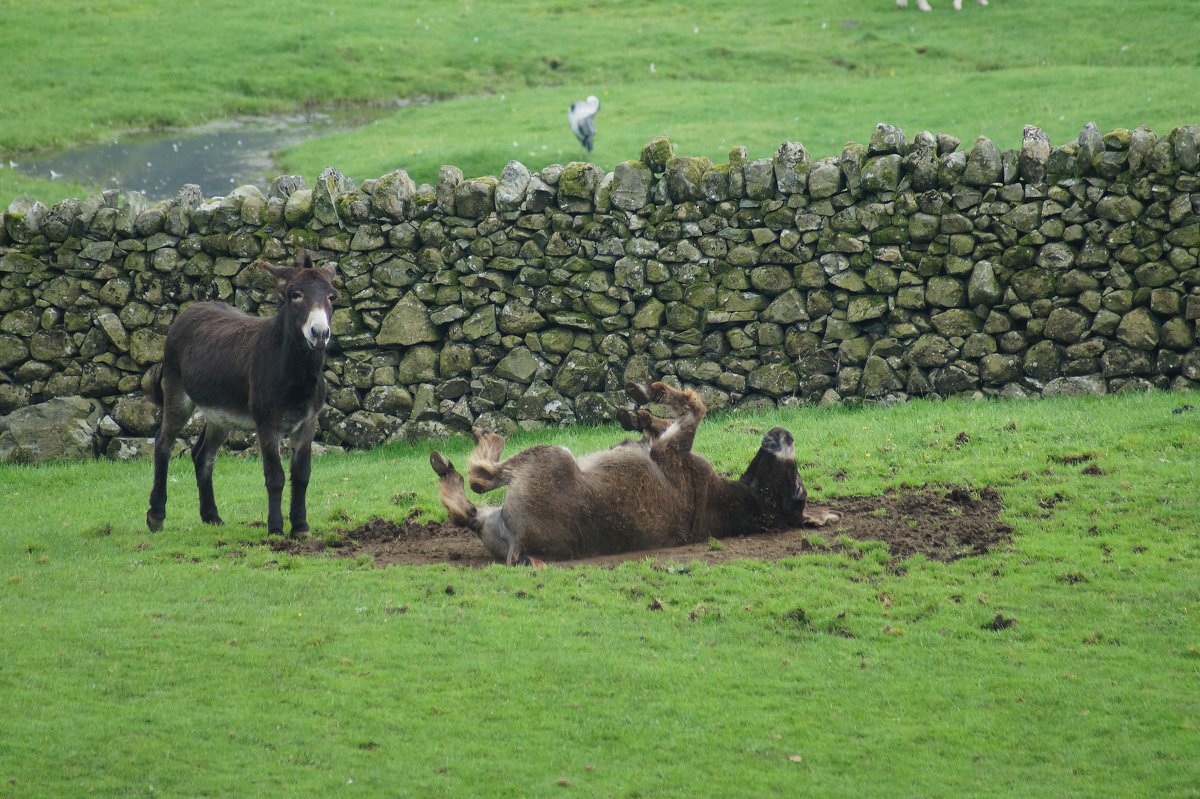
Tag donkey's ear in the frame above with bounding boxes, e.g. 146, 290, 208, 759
296, 250, 314, 270
261, 263, 296, 284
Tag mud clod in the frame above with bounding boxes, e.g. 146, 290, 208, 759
983, 613, 1018, 631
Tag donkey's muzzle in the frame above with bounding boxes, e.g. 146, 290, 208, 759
305, 324, 331, 350
760, 427, 795, 457
309, 330, 330, 350
302, 307, 332, 350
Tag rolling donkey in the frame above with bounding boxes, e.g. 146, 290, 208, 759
145, 251, 336, 536
430, 381, 838, 564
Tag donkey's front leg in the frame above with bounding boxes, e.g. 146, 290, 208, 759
616, 406, 673, 440
287, 418, 319, 536
258, 428, 287, 536
645, 382, 706, 456
147, 388, 191, 532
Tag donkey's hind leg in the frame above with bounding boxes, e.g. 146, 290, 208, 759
192, 422, 230, 526
431, 452, 479, 528
146, 373, 193, 532
431, 452, 527, 565
467, 428, 510, 493
619, 382, 676, 443
465, 429, 569, 499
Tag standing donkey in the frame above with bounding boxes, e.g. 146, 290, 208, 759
145, 251, 336, 537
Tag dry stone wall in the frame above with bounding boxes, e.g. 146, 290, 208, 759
1, 123, 1199, 461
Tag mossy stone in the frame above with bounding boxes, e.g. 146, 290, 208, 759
930, 309, 982, 337
611, 161, 653, 211
847, 294, 888, 323
860, 154, 902, 193
747, 363, 798, 397
641, 136, 675, 174
378, 294, 440, 346
860, 355, 902, 397
1115, 307, 1160, 350
664, 156, 712, 202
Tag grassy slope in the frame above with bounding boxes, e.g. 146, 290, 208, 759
2, 393, 1198, 796
1, 1, 1199, 794
2, 0, 1198, 203
280, 66, 1198, 187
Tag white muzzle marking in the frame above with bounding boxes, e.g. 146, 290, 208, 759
304, 307, 331, 349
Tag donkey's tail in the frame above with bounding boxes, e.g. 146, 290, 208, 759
142, 363, 164, 406
430, 452, 480, 531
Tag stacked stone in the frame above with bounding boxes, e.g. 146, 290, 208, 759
1, 123, 1198, 461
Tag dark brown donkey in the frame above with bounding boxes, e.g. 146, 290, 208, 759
145, 251, 336, 536
430, 381, 839, 564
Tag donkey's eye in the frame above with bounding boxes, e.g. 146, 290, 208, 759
290, 290, 304, 302
328, 291, 338, 303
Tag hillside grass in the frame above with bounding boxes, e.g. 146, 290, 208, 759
278, 66, 1198, 188
2, 0, 1199, 203
2, 392, 1198, 797
2, 2, 1199, 794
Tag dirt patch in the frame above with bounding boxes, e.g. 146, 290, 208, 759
268, 483, 1011, 569
1050, 453, 1096, 466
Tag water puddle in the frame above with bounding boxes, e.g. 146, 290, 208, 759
11, 106, 396, 201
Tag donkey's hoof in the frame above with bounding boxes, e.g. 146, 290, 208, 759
201, 515, 224, 526
146, 511, 164, 532
430, 451, 456, 476
624, 382, 652, 405
648, 381, 672, 401
616, 408, 640, 432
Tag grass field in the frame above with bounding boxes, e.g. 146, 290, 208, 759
2, 0, 1199, 203
2, 1, 1199, 795
2, 392, 1198, 797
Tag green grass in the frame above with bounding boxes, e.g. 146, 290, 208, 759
279, 66, 1199, 188
2, 392, 1198, 797
2, 2, 1199, 794
3, 0, 1199, 203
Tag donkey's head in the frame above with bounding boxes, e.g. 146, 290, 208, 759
738, 427, 809, 529
262, 251, 337, 350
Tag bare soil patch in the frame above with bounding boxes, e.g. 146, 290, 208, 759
269, 483, 1011, 569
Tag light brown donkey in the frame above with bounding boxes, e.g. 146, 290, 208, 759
430, 381, 838, 564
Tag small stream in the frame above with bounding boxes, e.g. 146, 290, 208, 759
12, 107, 392, 201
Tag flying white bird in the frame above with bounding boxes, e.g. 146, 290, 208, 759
897, 0, 987, 9
568, 95, 601, 154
